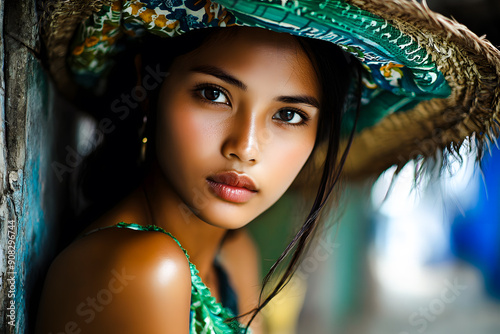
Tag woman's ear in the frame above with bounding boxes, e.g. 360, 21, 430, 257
134, 54, 150, 115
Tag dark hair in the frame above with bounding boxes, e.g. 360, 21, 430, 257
77, 27, 361, 331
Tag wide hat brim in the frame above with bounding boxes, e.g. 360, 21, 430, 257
41, 0, 500, 180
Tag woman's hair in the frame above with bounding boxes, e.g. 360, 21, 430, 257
77, 27, 361, 330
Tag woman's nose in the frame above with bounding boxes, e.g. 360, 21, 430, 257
221, 113, 263, 164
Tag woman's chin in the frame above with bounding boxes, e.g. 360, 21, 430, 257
188, 198, 269, 230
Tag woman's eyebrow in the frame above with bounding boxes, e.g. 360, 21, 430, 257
190, 65, 247, 91
277, 96, 320, 109
190, 65, 318, 108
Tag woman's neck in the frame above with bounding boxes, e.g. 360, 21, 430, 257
140, 162, 227, 281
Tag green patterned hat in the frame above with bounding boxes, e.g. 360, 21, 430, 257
41, 0, 500, 178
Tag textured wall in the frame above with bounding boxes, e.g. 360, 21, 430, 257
0, 0, 74, 333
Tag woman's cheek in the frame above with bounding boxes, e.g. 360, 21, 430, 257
264, 135, 315, 194
166, 101, 222, 164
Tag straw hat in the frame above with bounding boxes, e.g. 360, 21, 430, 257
41, 0, 500, 179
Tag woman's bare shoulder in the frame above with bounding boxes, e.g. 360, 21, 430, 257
36, 226, 191, 334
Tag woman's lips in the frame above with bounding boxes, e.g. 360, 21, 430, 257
206, 172, 258, 203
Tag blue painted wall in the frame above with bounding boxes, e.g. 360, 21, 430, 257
1, 1, 78, 332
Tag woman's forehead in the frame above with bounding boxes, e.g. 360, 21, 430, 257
170, 27, 319, 96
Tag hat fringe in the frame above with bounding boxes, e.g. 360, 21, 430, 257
343, 0, 500, 179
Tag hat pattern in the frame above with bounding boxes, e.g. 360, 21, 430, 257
68, 0, 451, 131
68, 0, 239, 88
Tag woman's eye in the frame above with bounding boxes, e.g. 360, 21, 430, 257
199, 87, 229, 105
273, 109, 307, 125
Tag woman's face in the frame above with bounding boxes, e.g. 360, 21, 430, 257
155, 28, 320, 229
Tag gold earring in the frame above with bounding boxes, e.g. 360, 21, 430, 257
141, 137, 148, 162
140, 115, 148, 162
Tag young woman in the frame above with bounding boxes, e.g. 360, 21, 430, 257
36, 25, 357, 333
38, 0, 500, 333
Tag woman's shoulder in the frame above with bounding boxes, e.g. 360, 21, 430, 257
60, 222, 189, 273
49, 222, 192, 291
36, 224, 191, 334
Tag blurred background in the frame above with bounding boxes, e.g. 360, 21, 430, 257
249, 1, 500, 333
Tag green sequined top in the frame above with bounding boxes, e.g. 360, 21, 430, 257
83, 222, 250, 334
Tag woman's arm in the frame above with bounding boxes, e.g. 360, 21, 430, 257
35, 227, 191, 334
219, 229, 264, 334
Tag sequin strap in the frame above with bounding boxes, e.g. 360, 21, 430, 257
81, 222, 187, 254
